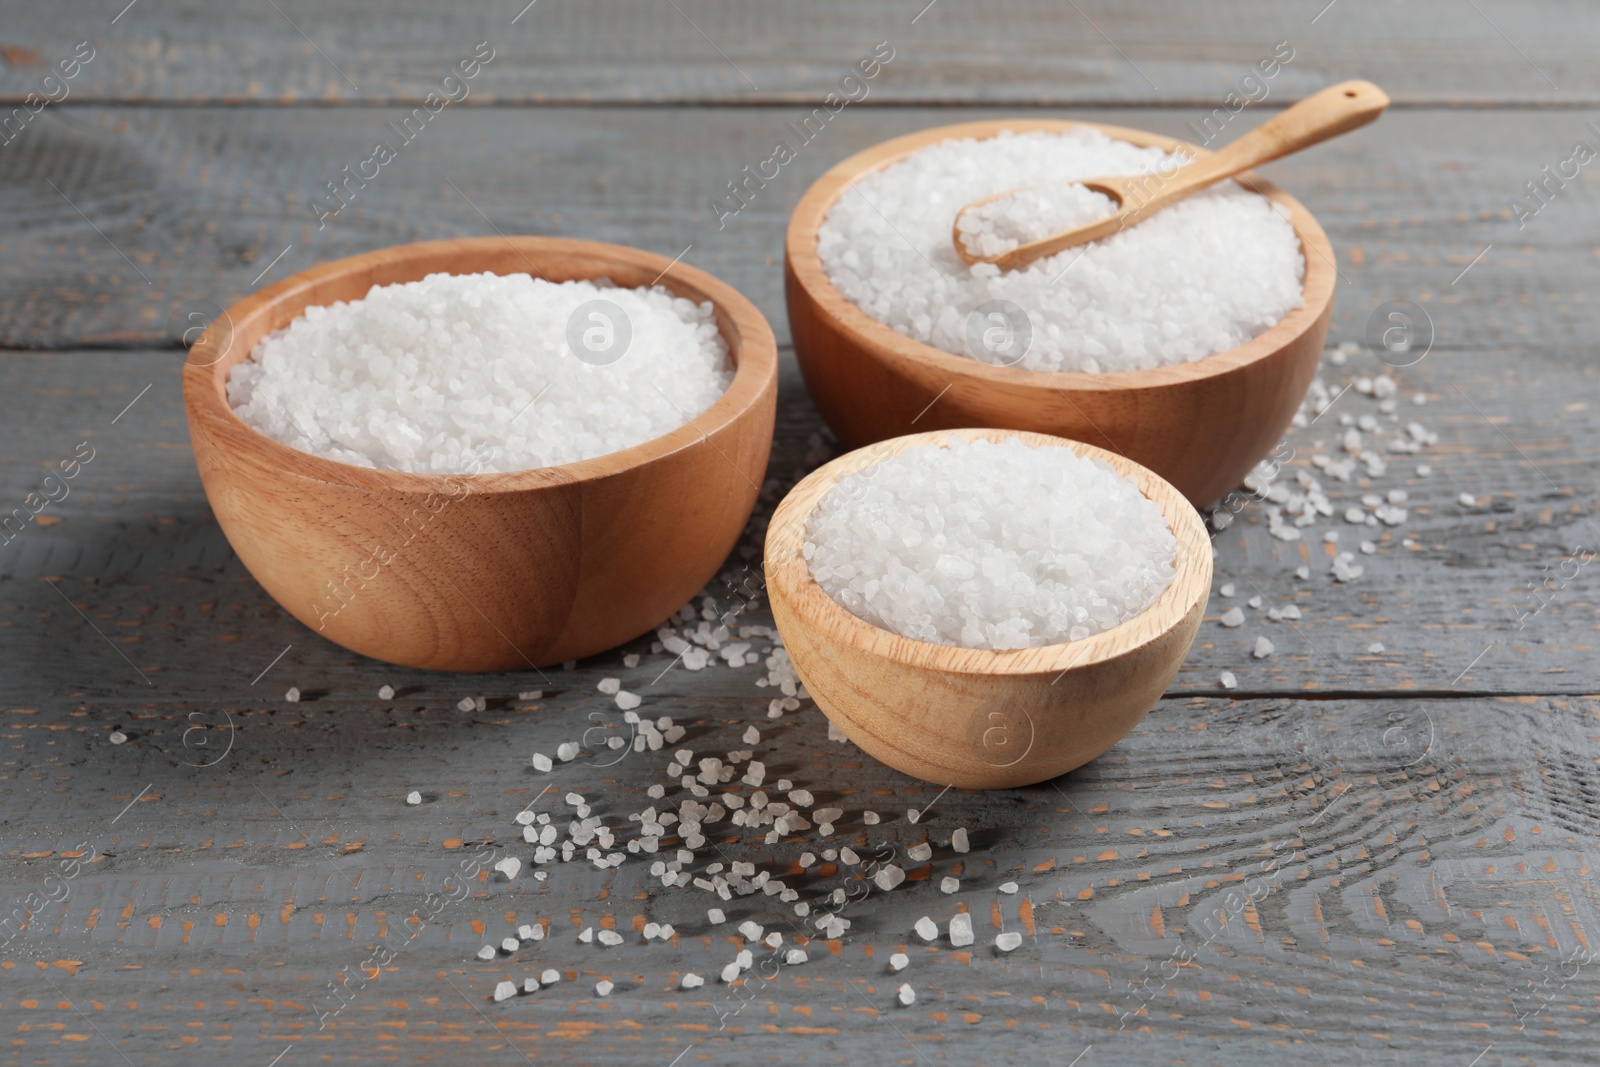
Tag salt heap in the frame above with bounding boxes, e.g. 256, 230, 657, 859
956, 184, 1119, 259
804, 438, 1177, 649
227, 273, 734, 473
817, 128, 1305, 373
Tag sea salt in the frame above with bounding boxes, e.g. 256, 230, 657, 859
805, 438, 1176, 649
949, 913, 975, 947
817, 128, 1304, 373
995, 931, 1023, 952
227, 273, 734, 473
956, 184, 1119, 259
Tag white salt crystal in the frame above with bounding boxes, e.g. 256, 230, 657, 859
806, 438, 1176, 649
941, 877, 960, 894
1219, 582, 1236, 597
405, 791, 422, 806
897, 983, 916, 1006
518, 690, 542, 701
493, 980, 517, 1002
285, 687, 300, 703
501, 937, 519, 953
999, 881, 1019, 894
742, 725, 760, 744
598, 677, 621, 695
785, 949, 809, 965
738, 921, 764, 941
1219, 671, 1237, 690
914, 917, 939, 942
615, 691, 642, 711
951, 827, 969, 853
907, 843, 932, 862
708, 908, 726, 924
1253, 636, 1275, 659
623, 653, 640, 668
456, 697, 475, 712
956, 183, 1119, 259
597, 929, 624, 947
109, 731, 127, 745
874, 865, 907, 891
595, 980, 614, 996
890, 952, 910, 971
1367, 642, 1385, 653
1219, 608, 1245, 628
681, 973, 704, 989
949, 913, 975, 947
818, 129, 1304, 373
228, 274, 735, 473
476, 944, 495, 961
1458, 492, 1477, 507
556, 742, 579, 761
995, 931, 1023, 952
578, 927, 593, 943
378, 685, 394, 700
720, 962, 740, 983
540, 968, 560, 985
863, 811, 880, 825
523, 977, 539, 994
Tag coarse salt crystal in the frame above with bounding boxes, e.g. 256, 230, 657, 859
493, 980, 517, 1002
949, 913, 975, 947
914, 917, 939, 942
1253, 636, 1275, 658
897, 983, 916, 1006
995, 931, 1023, 952
405, 791, 422, 806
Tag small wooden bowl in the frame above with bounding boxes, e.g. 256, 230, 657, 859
764, 428, 1211, 789
184, 237, 777, 672
785, 119, 1336, 507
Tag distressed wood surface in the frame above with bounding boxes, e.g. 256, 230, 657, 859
0, 106, 1593, 354
3, 2, 1600, 1065
0, 0, 1596, 106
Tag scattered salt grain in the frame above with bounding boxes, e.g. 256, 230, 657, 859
531, 752, 553, 772
494, 857, 521, 881
1219, 582, 1236, 597
597, 929, 624, 947
1253, 636, 1275, 659
681, 973, 704, 989
476, 944, 495, 961
109, 731, 127, 745
285, 687, 300, 703
456, 697, 475, 712
818, 128, 1304, 373
615, 691, 642, 711
1367, 642, 1385, 653
595, 980, 614, 996
1219, 671, 1237, 690
995, 931, 1023, 952
493, 980, 517, 1002
890, 952, 910, 971
863, 811, 880, 825
556, 742, 579, 761
914, 917, 939, 942
806, 438, 1176, 649
785, 949, 809, 965
999, 881, 1019, 895
578, 927, 594, 943
501, 937, 519, 953
228, 274, 735, 473
940, 877, 960, 894
907, 843, 933, 862
708, 908, 726, 924
949, 913, 975, 947
598, 677, 621, 695
1458, 492, 1476, 507
1219, 607, 1245, 628
405, 791, 422, 806
523, 977, 539, 993
378, 685, 394, 700
540, 968, 560, 985
518, 690, 542, 701
897, 983, 916, 1006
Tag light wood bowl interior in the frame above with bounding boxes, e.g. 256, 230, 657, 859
784, 118, 1337, 508
765, 427, 1212, 790
184, 236, 777, 672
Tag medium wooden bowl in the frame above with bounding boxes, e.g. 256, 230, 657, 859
785, 119, 1337, 508
764, 428, 1211, 789
184, 237, 777, 672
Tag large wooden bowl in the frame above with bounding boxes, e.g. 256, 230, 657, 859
785, 119, 1336, 508
184, 237, 777, 672
765, 428, 1211, 789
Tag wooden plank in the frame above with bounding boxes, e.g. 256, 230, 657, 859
2, 690, 1595, 1064
0, 106, 1591, 353
0, 0, 1593, 106
0, 344, 1593, 701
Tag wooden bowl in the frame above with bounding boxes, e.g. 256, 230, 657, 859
764, 428, 1211, 789
784, 119, 1336, 508
183, 237, 777, 672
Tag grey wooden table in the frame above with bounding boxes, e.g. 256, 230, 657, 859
3, 2, 1598, 1064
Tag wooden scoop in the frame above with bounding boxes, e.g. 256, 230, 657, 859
953, 79, 1390, 271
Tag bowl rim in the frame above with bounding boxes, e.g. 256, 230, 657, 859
784, 117, 1336, 391
764, 427, 1213, 677
183, 235, 778, 495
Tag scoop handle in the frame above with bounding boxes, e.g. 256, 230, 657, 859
1176, 80, 1390, 191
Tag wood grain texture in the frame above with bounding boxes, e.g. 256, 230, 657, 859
3, 687, 1598, 1065
0, 343, 1593, 699
2, 4, 1598, 1063
184, 236, 777, 670
0, 0, 1595, 105
0, 106, 1591, 355
766, 427, 1211, 788
784, 116, 1336, 506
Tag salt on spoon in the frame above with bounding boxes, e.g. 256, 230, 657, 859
952, 80, 1388, 270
